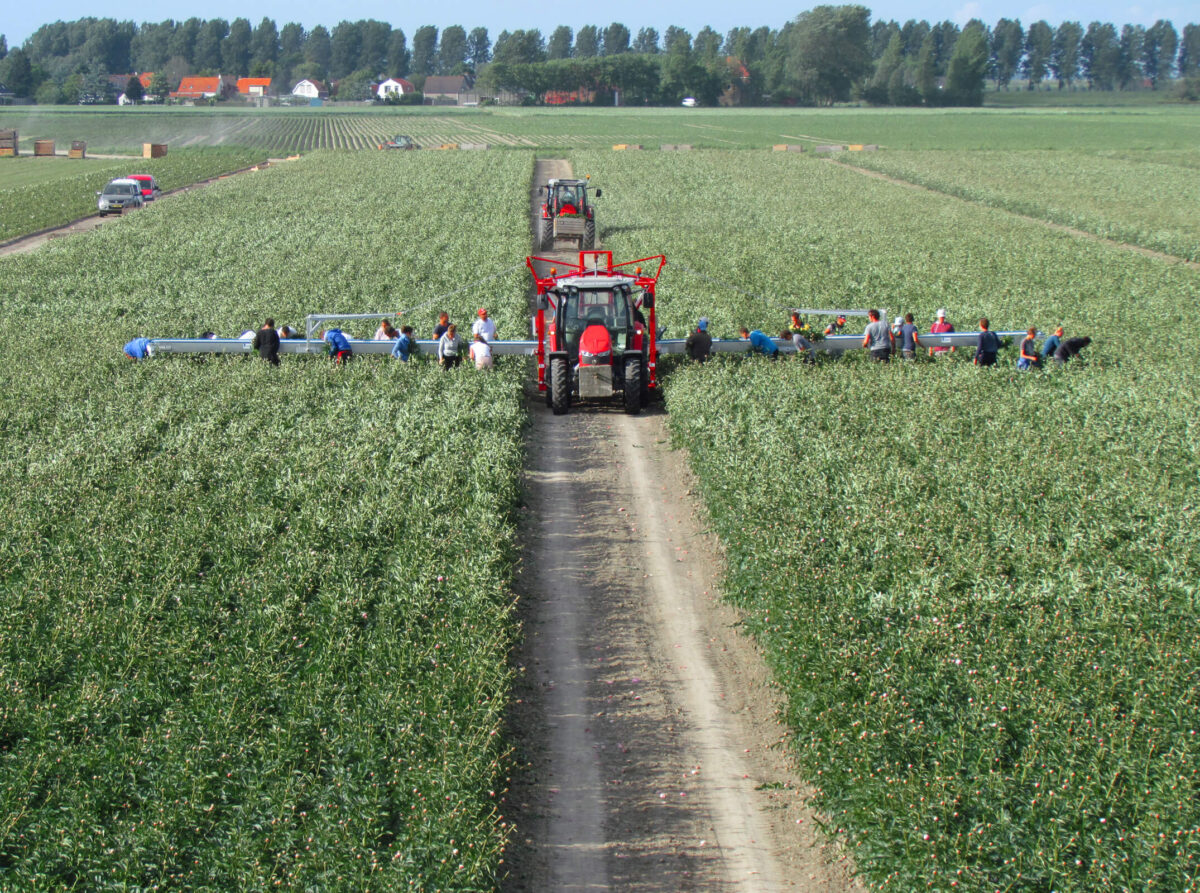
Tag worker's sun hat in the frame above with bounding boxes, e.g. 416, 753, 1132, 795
893, 316, 903, 327
698, 317, 709, 330
936, 308, 947, 318
477, 308, 487, 317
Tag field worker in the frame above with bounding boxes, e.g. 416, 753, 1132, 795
437, 323, 463, 369
686, 317, 712, 362
252, 317, 280, 366
929, 308, 955, 357
123, 337, 153, 361
974, 318, 1000, 367
740, 326, 779, 359
470, 332, 494, 370
780, 328, 815, 362
472, 308, 497, 342
239, 329, 256, 340
321, 327, 353, 364
433, 312, 450, 340
374, 319, 398, 340
391, 325, 415, 361
892, 315, 904, 337
1054, 335, 1092, 365
862, 309, 893, 362
898, 313, 921, 359
1018, 327, 1039, 371
824, 314, 847, 336
279, 325, 302, 339
1041, 326, 1064, 362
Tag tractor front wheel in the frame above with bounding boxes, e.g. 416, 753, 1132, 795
584, 219, 596, 249
550, 357, 570, 415
539, 218, 553, 251
624, 357, 642, 415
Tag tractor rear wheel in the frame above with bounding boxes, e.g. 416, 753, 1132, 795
623, 357, 642, 415
539, 218, 553, 251
551, 357, 570, 415
584, 218, 596, 249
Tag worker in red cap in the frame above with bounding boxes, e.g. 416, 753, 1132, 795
824, 315, 847, 336
472, 307, 497, 342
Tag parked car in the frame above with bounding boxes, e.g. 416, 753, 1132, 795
126, 174, 163, 202
96, 179, 144, 216
681, 97, 698, 107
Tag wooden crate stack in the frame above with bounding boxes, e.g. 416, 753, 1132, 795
69, 141, 87, 159
143, 142, 168, 159
34, 139, 55, 156
0, 129, 17, 157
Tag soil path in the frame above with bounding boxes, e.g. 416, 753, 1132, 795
831, 158, 1200, 272
0, 157, 279, 258
500, 160, 860, 891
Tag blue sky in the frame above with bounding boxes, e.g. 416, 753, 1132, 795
3, 0, 1194, 48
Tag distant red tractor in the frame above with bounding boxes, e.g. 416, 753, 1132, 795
538, 177, 601, 250
527, 251, 663, 415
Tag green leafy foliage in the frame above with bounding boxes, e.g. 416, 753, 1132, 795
0, 148, 265, 242
580, 147, 1200, 890
841, 148, 1200, 261
0, 149, 531, 887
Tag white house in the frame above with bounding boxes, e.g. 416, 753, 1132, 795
291, 79, 328, 100
376, 77, 416, 100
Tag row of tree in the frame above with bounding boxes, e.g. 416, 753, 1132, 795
1, 9, 1197, 106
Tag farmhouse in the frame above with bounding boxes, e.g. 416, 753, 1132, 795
114, 72, 154, 105
171, 76, 235, 101
422, 75, 477, 106
291, 79, 328, 100
236, 77, 273, 97
376, 77, 415, 100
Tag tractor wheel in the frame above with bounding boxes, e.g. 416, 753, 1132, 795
539, 218, 553, 251
550, 357, 570, 415
584, 218, 596, 249
624, 357, 642, 415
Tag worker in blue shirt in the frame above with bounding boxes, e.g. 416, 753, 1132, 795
321, 328, 353, 364
1040, 326, 1063, 362
740, 326, 779, 359
123, 337, 153, 360
391, 325, 415, 361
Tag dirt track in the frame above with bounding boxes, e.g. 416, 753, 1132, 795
500, 160, 859, 891
0, 158, 277, 258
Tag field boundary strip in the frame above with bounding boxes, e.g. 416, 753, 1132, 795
830, 157, 1200, 271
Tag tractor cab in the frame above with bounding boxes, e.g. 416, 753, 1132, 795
527, 251, 663, 416
539, 178, 602, 249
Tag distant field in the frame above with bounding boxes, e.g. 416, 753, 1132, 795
2, 105, 1198, 153
838, 148, 1200, 261
0, 148, 266, 243
0, 155, 136, 189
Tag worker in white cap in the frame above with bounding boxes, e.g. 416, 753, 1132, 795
929, 307, 955, 357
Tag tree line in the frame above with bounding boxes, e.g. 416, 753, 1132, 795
1, 8, 1197, 107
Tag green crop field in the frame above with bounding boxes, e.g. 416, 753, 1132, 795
3, 105, 1198, 154
580, 148, 1200, 890
838, 148, 1200, 261
0, 150, 531, 888
0, 148, 267, 243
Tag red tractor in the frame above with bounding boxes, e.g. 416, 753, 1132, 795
538, 177, 601, 250
527, 251, 664, 416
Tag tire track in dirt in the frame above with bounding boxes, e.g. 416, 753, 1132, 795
501, 159, 860, 891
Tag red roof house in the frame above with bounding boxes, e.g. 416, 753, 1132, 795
236, 77, 273, 96
171, 76, 234, 100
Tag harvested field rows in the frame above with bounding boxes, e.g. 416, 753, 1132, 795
579, 147, 1200, 891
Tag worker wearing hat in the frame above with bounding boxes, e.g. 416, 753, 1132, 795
472, 307, 497, 343
686, 317, 712, 363
929, 307, 955, 357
